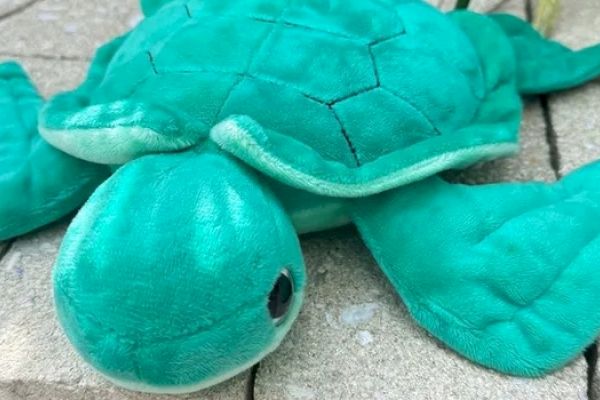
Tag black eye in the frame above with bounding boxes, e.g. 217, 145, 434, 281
268, 269, 294, 324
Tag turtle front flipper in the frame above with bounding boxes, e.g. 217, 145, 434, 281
351, 162, 600, 376
0, 62, 109, 241
40, 26, 207, 165
452, 10, 600, 95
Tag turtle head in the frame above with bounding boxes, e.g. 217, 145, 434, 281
53, 147, 306, 393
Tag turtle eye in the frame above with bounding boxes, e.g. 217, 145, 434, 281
268, 269, 294, 325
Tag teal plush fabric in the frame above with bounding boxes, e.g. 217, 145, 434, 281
2, 0, 600, 394
489, 13, 600, 94
54, 144, 306, 391
41, 0, 511, 174
141, 0, 173, 16
352, 161, 600, 376
0, 62, 109, 241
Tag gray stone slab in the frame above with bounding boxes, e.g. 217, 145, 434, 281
546, 0, 600, 176
450, 102, 556, 184
544, 1, 600, 397
0, 0, 37, 19
12, 57, 88, 97
0, 0, 141, 59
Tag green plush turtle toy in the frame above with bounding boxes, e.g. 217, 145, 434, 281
2, 0, 600, 394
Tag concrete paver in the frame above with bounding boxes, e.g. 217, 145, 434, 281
543, 1, 600, 398
0, 1, 597, 399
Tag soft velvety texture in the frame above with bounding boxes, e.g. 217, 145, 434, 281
38, 2, 600, 196
352, 161, 600, 376
1, 0, 599, 394
0, 62, 109, 241
40, 0, 515, 175
141, 0, 173, 16
488, 13, 600, 94
54, 144, 306, 392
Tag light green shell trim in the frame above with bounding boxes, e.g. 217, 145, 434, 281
211, 116, 518, 197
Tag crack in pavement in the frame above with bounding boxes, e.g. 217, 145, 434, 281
0, 0, 42, 23
0, 240, 14, 262
540, 95, 563, 180
586, 343, 599, 400
0, 52, 90, 62
245, 363, 260, 400
525, 3, 597, 397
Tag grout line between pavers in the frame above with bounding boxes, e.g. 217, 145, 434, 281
586, 343, 599, 400
526, 2, 600, 397
528, 4, 599, 398
0, 0, 42, 22
0, 52, 90, 62
525, 0, 562, 181
245, 363, 260, 400
0, 240, 14, 262
486, 0, 512, 13
525, 0, 533, 22
540, 96, 563, 180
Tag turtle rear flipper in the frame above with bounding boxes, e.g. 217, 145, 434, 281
490, 13, 600, 94
453, 10, 600, 95
352, 162, 600, 376
0, 62, 109, 241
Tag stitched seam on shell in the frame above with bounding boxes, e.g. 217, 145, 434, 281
379, 87, 442, 136
94, 4, 480, 165
329, 105, 361, 167
183, 4, 392, 42
146, 4, 396, 104
152, 68, 368, 166
213, 1, 291, 125
250, 16, 357, 41
183, 3, 191, 18
146, 51, 158, 75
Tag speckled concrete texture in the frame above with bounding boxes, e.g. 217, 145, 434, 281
0, 0, 598, 399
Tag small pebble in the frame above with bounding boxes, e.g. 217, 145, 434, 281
356, 330, 374, 346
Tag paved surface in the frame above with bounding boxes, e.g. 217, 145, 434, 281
0, 0, 598, 399
545, 1, 600, 399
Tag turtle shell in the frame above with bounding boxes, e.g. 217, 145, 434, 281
40, 0, 522, 197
